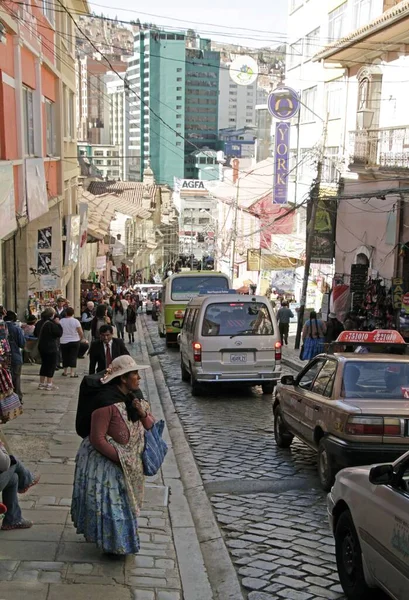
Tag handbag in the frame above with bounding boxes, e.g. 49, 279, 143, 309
142, 420, 168, 476
0, 390, 23, 423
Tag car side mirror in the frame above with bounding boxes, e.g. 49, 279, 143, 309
281, 374, 295, 386
369, 464, 394, 486
172, 320, 181, 329
177, 333, 181, 345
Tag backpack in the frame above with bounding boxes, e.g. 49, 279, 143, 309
75, 372, 105, 438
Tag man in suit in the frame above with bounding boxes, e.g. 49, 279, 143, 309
88, 324, 129, 374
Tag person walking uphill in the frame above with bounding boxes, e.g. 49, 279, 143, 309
60, 308, 84, 378
276, 302, 294, 346
71, 355, 155, 555
36, 308, 63, 391
301, 310, 326, 360
4, 311, 25, 401
126, 299, 137, 344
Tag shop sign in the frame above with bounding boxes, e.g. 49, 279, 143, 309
392, 277, 404, 309
96, 256, 107, 271
273, 122, 290, 205
247, 249, 261, 271
40, 274, 58, 291
229, 56, 259, 86
268, 87, 300, 120
309, 189, 337, 264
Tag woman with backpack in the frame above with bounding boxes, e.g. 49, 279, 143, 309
301, 310, 326, 360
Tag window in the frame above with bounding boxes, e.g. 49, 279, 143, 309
323, 147, 340, 183
94, 151, 103, 157
353, 0, 380, 30
177, 68, 182, 72
42, 0, 54, 24
177, 96, 182, 100
177, 77, 182, 82
202, 302, 274, 336
64, 88, 74, 138
176, 105, 182, 110
328, 3, 347, 41
171, 275, 229, 301
298, 360, 325, 391
288, 39, 303, 70
312, 360, 337, 397
176, 123, 181, 128
45, 99, 57, 156
300, 86, 317, 123
176, 114, 182, 119
176, 87, 182, 91
176, 142, 182, 147
342, 361, 409, 400
325, 79, 343, 119
23, 86, 34, 155
199, 217, 210, 224
304, 28, 320, 60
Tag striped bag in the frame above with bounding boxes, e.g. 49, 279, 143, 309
142, 420, 168, 476
0, 390, 23, 423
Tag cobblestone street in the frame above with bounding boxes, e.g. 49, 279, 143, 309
144, 316, 346, 600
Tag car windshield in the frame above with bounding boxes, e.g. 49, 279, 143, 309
343, 361, 409, 399
171, 276, 229, 301
202, 302, 274, 336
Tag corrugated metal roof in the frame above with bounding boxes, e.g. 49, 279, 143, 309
87, 180, 157, 209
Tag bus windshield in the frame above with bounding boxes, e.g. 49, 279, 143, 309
171, 276, 229, 301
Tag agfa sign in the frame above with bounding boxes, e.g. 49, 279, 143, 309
179, 179, 209, 196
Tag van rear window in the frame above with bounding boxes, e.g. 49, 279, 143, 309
202, 302, 274, 336
171, 276, 229, 301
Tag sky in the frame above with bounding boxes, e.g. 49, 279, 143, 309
88, 0, 288, 48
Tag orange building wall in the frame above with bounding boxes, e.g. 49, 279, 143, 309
0, 34, 15, 77
21, 47, 36, 89
1, 83, 18, 160
45, 160, 59, 198
41, 66, 56, 102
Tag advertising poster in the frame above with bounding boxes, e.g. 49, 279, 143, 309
37, 227, 52, 249
273, 122, 290, 205
26, 159, 49, 222
0, 163, 17, 240
308, 188, 337, 264
37, 252, 52, 274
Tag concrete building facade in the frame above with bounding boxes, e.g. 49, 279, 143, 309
218, 63, 257, 131
0, 0, 89, 316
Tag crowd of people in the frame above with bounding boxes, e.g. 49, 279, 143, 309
0, 286, 157, 550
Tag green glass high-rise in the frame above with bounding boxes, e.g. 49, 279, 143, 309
127, 30, 220, 185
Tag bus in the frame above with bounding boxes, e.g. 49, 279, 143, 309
158, 271, 231, 346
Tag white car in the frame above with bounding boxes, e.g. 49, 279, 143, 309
328, 451, 409, 600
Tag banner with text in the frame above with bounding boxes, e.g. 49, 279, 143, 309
273, 122, 290, 205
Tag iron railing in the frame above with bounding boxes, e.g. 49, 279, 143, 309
349, 126, 409, 169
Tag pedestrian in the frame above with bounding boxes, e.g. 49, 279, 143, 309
60, 308, 84, 378
71, 355, 154, 555
91, 304, 111, 341
126, 300, 137, 344
88, 324, 129, 374
113, 298, 126, 340
276, 301, 294, 346
301, 310, 326, 360
0, 442, 40, 530
81, 301, 95, 344
21, 315, 37, 338
4, 311, 26, 402
344, 311, 358, 331
37, 308, 63, 391
325, 312, 344, 344
54, 297, 67, 319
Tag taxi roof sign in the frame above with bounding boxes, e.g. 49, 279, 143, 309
336, 330, 406, 345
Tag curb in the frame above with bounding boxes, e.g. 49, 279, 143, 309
139, 318, 245, 600
282, 357, 303, 372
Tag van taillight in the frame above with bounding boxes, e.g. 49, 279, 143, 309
275, 341, 282, 361
193, 342, 202, 363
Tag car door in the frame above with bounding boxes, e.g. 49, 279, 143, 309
281, 359, 326, 440
358, 455, 409, 599
303, 359, 338, 446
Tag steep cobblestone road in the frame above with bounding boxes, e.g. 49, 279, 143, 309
144, 316, 346, 600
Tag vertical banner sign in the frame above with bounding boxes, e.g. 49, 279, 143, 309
273, 122, 290, 205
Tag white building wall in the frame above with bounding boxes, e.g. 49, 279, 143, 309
218, 64, 257, 131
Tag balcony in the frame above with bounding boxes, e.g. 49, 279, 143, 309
349, 126, 409, 171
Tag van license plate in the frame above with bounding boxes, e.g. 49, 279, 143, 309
230, 354, 247, 363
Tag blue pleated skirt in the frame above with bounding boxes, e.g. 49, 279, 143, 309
71, 438, 140, 555
302, 337, 325, 360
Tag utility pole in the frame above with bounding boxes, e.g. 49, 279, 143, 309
230, 179, 240, 282
294, 118, 328, 350
190, 208, 194, 271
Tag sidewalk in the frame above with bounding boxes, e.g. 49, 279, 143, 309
282, 335, 304, 372
0, 329, 215, 600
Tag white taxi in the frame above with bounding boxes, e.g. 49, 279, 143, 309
328, 450, 409, 599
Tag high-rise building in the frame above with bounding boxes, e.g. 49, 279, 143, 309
127, 30, 220, 185
106, 75, 129, 180
218, 63, 257, 130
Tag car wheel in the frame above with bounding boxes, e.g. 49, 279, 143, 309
181, 358, 190, 382
335, 510, 372, 600
273, 405, 293, 448
191, 369, 202, 396
261, 381, 274, 395
318, 438, 337, 492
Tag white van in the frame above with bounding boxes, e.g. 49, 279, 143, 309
178, 292, 281, 396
